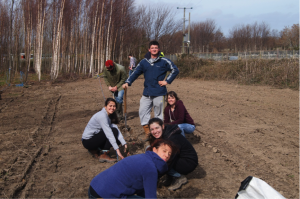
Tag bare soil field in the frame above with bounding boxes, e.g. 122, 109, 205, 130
0, 77, 298, 198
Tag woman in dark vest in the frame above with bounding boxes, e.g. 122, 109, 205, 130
148, 118, 198, 191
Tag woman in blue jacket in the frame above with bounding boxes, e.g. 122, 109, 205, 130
88, 139, 177, 199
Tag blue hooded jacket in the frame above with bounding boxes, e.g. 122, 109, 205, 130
90, 151, 168, 198
125, 56, 179, 97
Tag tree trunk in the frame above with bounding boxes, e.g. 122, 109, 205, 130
51, 0, 65, 80
105, 0, 113, 61
97, 0, 105, 73
34, 0, 46, 81
89, 1, 99, 76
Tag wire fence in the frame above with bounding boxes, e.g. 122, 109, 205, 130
165, 50, 299, 62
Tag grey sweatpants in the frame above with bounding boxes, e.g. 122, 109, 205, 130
139, 95, 164, 126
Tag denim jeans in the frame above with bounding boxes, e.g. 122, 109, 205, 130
129, 69, 133, 76
178, 123, 195, 137
113, 89, 124, 104
168, 168, 181, 177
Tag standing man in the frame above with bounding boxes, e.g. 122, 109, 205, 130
122, 41, 179, 139
103, 60, 128, 120
128, 54, 136, 76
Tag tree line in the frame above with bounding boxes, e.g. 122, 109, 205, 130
0, 0, 298, 82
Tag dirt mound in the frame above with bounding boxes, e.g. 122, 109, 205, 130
0, 78, 298, 198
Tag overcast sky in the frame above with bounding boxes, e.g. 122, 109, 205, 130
134, 0, 299, 36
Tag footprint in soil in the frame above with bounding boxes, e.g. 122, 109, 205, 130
185, 133, 201, 144
126, 111, 139, 120
157, 182, 202, 198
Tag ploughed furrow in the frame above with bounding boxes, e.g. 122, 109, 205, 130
0, 95, 61, 198
15, 95, 61, 198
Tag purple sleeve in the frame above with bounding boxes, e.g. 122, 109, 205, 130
169, 101, 186, 125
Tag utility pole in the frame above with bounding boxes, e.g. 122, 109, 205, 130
177, 7, 192, 54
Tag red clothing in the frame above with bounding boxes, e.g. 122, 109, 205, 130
164, 100, 194, 125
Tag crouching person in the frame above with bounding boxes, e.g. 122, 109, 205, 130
82, 98, 127, 163
148, 118, 198, 191
88, 139, 178, 199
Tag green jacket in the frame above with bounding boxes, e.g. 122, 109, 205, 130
103, 63, 127, 91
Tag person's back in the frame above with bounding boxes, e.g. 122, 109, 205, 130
162, 125, 198, 166
90, 151, 167, 198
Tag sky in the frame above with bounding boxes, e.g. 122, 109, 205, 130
134, 0, 299, 37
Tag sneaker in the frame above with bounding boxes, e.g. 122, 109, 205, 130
168, 175, 188, 191
98, 151, 117, 163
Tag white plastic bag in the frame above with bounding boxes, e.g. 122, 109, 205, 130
235, 176, 286, 199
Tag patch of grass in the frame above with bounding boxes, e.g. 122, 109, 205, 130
287, 174, 294, 179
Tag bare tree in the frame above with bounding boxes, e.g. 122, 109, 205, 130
51, 0, 65, 80
105, 0, 113, 61
8, 0, 14, 83
22, 0, 33, 82
97, 0, 105, 73
34, 0, 46, 81
89, 0, 99, 76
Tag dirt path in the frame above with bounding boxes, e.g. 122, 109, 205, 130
0, 77, 298, 198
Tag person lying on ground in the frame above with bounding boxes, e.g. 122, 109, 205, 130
81, 98, 127, 163
103, 60, 128, 120
148, 118, 198, 191
122, 40, 179, 141
164, 91, 195, 137
88, 139, 178, 199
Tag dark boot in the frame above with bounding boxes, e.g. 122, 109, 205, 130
162, 175, 174, 187
98, 151, 117, 163
88, 149, 100, 159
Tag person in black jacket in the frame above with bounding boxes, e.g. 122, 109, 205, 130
148, 118, 198, 191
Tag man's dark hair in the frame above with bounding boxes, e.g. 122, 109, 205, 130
128, 54, 132, 57
149, 40, 160, 49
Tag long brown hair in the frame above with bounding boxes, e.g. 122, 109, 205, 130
148, 118, 164, 144
165, 91, 180, 104
105, 98, 119, 124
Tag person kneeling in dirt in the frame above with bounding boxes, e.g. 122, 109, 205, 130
148, 118, 198, 191
103, 60, 128, 120
82, 98, 127, 163
88, 139, 178, 199
164, 91, 195, 137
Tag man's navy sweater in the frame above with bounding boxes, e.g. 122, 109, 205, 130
125, 56, 179, 97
